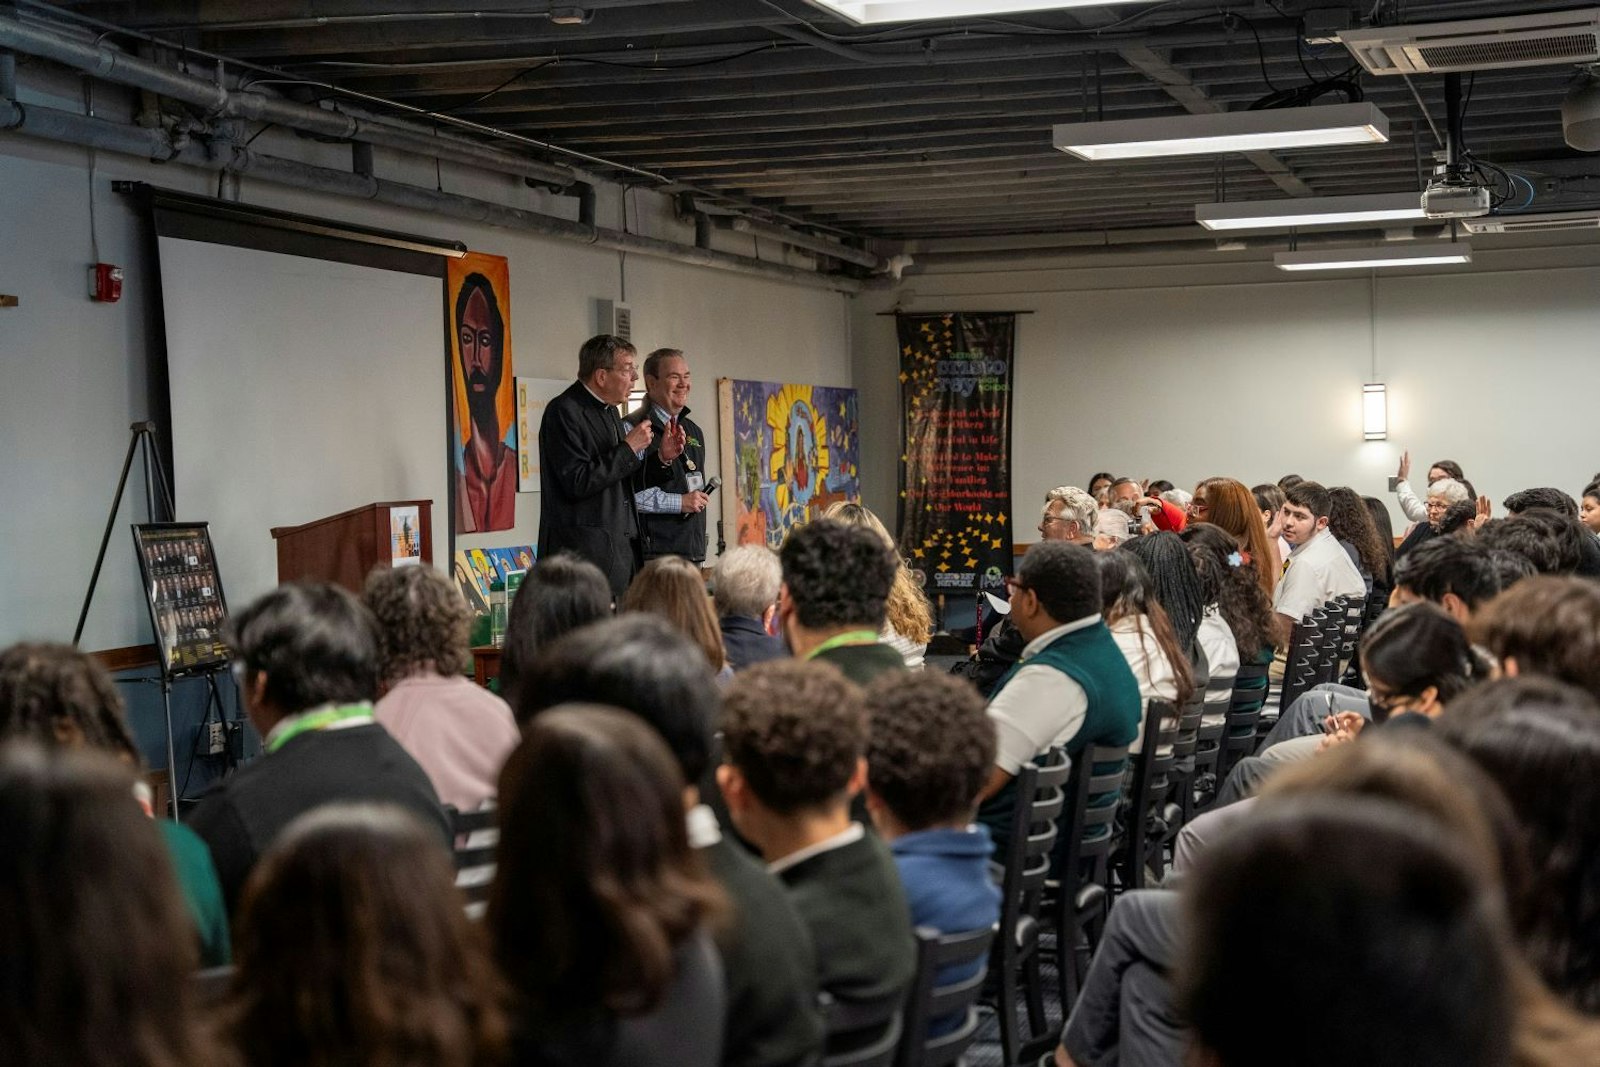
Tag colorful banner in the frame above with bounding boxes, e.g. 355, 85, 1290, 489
448, 252, 517, 534
718, 378, 861, 549
896, 312, 1016, 596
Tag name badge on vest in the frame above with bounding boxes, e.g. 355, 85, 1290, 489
686, 470, 705, 492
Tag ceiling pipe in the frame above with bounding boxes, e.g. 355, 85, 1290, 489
0, 98, 864, 293
0, 11, 580, 188
720, 215, 886, 271
905, 227, 1456, 269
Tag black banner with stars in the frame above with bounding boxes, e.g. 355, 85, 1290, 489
895, 312, 1016, 598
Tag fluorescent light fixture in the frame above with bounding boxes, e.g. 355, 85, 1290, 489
808, 0, 1152, 25
1363, 383, 1388, 441
1196, 192, 1426, 230
1055, 102, 1389, 161
1274, 241, 1472, 271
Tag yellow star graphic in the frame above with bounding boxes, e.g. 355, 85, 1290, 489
997, 512, 1008, 525
898, 372, 909, 383
937, 562, 950, 573
965, 558, 978, 568
912, 548, 925, 559
902, 345, 913, 356
991, 536, 1004, 549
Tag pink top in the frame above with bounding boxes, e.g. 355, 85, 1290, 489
374, 674, 519, 812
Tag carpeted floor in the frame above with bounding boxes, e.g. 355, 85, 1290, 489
965, 932, 1067, 1067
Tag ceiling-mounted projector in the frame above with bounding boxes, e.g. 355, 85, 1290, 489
1565, 72, 1600, 152
1422, 179, 1491, 218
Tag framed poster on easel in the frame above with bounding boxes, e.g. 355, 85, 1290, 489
133, 523, 230, 676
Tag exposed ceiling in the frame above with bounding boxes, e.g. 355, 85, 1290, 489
52, 0, 1600, 244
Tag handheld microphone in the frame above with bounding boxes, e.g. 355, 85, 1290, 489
705, 476, 722, 496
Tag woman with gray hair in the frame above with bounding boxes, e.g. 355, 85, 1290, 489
712, 545, 786, 670
1396, 477, 1474, 560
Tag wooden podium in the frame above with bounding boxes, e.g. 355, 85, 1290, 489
270, 500, 433, 593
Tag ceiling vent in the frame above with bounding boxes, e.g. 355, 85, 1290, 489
1461, 210, 1600, 234
1339, 9, 1600, 75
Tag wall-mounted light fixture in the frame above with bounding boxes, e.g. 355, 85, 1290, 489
1363, 383, 1388, 440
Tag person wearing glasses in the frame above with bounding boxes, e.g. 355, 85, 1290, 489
975, 542, 1141, 850
1039, 485, 1098, 546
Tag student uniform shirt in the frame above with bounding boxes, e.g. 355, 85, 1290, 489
1274, 528, 1366, 622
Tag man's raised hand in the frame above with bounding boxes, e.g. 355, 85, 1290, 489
624, 419, 654, 453
659, 417, 687, 463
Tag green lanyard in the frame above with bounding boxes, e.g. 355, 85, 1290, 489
805, 630, 881, 660
266, 702, 374, 754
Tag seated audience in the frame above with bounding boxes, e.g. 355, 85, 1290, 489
1329, 485, 1391, 598
1092, 506, 1133, 548
1175, 533, 1242, 715
497, 553, 612, 708
0, 744, 222, 1067
1274, 481, 1366, 639
0, 641, 229, 965
1087, 472, 1115, 499
1179, 522, 1279, 669
1093, 550, 1192, 717
1477, 512, 1582, 576
862, 672, 1000, 1033
1124, 531, 1208, 683
1392, 453, 1466, 524
623, 555, 731, 678
1582, 481, 1600, 536
221, 804, 508, 1067
1249, 482, 1290, 571
1195, 477, 1278, 598
778, 519, 905, 685
976, 542, 1141, 836
1396, 476, 1472, 558
1180, 797, 1515, 1067
712, 545, 787, 671
1441, 677, 1600, 1013
492, 705, 727, 1067
1038, 485, 1100, 547
520, 615, 825, 1067
823, 502, 934, 669
1470, 576, 1600, 696
189, 583, 450, 912
717, 661, 915, 1040
363, 565, 519, 812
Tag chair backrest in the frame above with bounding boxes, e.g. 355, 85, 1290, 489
1057, 742, 1130, 888
822, 987, 906, 1067
1315, 599, 1347, 684
896, 925, 996, 1067
1279, 610, 1328, 711
192, 964, 233, 1008
1335, 594, 1366, 672
447, 804, 499, 916
1220, 654, 1270, 783
996, 746, 1071, 927
1119, 701, 1177, 889
1170, 695, 1205, 764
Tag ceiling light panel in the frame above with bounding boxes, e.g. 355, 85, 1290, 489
1273, 241, 1472, 271
1196, 192, 1426, 230
809, 0, 1153, 25
1055, 102, 1390, 161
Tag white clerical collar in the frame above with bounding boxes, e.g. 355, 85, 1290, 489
768, 822, 865, 875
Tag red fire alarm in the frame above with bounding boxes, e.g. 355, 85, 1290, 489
89, 263, 124, 303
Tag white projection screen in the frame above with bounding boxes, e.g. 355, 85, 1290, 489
158, 235, 448, 607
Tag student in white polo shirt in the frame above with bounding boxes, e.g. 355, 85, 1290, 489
1273, 481, 1367, 641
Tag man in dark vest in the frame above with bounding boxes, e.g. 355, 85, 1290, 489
974, 541, 1141, 846
538, 335, 678, 596
625, 347, 711, 564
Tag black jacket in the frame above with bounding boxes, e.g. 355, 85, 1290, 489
537, 380, 643, 595
721, 614, 787, 671
627, 401, 709, 563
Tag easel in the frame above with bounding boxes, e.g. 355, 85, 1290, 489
74, 420, 205, 822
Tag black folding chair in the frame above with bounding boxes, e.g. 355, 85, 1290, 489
447, 804, 498, 919
1049, 741, 1129, 1018
1274, 607, 1328, 717
1114, 701, 1178, 893
1166, 694, 1206, 831
986, 746, 1071, 1067
192, 965, 233, 1008
1218, 655, 1270, 791
822, 987, 905, 1067
1190, 669, 1236, 812
895, 925, 996, 1067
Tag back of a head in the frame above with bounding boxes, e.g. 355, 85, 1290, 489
1277, 473, 1304, 491
229, 803, 504, 1067
1250, 483, 1286, 516
1470, 577, 1600, 695
621, 556, 726, 671
721, 659, 866, 814
361, 564, 473, 683
1328, 486, 1390, 581
520, 615, 718, 783
226, 582, 379, 714
1476, 514, 1578, 576
1504, 487, 1580, 519
1200, 478, 1276, 592
1393, 538, 1503, 613
822, 500, 898, 553
1439, 678, 1600, 1012
1180, 797, 1513, 1067
0, 642, 139, 759
863, 671, 996, 832
1362, 495, 1396, 551
713, 545, 782, 620
1429, 478, 1472, 506
1180, 522, 1277, 658
491, 705, 715, 1020
0, 743, 205, 1067
780, 519, 897, 631
1018, 540, 1102, 624
500, 552, 613, 708
1122, 531, 1205, 654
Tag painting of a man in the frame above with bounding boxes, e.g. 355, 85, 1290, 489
449, 255, 517, 533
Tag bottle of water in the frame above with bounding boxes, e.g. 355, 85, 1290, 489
489, 578, 508, 648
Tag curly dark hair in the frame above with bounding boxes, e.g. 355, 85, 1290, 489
721, 660, 867, 814
1179, 523, 1279, 658
1470, 577, 1600, 694
0, 643, 139, 760
863, 671, 995, 831
780, 519, 898, 631
1328, 487, 1391, 585
362, 565, 472, 682
225, 804, 509, 1067
1504, 487, 1580, 519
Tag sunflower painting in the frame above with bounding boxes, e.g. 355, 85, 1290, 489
717, 378, 861, 550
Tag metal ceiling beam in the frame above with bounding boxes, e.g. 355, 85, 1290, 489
67, 0, 684, 25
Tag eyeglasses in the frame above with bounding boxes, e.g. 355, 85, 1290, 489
1003, 575, 1029, 593
1189, 500, 1211, 514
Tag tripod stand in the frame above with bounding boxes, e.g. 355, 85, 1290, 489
74, 421, 188, 820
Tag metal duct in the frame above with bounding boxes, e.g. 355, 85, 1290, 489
0, 99, 864, 293
724, 216, 886, 271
